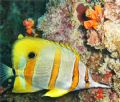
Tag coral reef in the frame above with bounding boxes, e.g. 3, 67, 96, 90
104, 1, 120, 22
1, 0, 120, 102
36, 0, 120, 101
103, 21, 120, 52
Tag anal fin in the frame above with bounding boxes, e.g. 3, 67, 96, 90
43, 88, 69, 97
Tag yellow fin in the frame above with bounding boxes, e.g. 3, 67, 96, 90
43, 88, 69, 97
18, 34, 24, 39
59, 42, 79, 55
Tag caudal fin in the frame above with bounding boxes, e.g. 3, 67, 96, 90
0, 63, 14, 87
90, 81, 111, 88
88, 69, 111, 89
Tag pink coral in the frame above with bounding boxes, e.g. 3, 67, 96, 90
109, 92, 118, 102
102, 71, 113, 83
87, 30, 100, 46
104, 2, 120, 22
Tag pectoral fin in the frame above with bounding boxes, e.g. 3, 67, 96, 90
43, 88, 69, 97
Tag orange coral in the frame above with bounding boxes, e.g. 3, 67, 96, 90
26, 28, 33, 35
86, 9, 97, 20
23, 18, 34, 35
84, 5, 103, 29
23, 18, 34, 28
95, 5, 103, 15
84, 20, 98, 29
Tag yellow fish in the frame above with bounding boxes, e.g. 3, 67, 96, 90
0, 37, 110, 97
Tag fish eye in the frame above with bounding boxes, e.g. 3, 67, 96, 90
28, 52, 36, 59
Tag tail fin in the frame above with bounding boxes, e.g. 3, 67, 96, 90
88, 70, 111, 89
90, 81, 111, 88
0, 63, 14, 87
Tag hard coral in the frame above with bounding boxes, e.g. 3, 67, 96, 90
104, 2, 120, 22
113, 76, 120, 97
87, 53, 102, 70
108, 59, 120, 78
87, 30, 100, 46
37, 1, 86, 54
37, 5, 72, 38
103, 21, 120, 52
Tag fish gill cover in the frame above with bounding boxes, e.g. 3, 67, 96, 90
0, 0, 120, 102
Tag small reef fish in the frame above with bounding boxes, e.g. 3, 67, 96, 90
0, 37, 110, 97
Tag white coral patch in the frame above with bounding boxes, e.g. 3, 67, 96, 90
104, 21, 120, 52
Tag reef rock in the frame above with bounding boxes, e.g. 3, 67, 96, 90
103, 21, 120, 52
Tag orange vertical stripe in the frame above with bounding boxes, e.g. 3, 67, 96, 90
48, 49, 61, 89
85, 66, 90, 88
69, 55, 80, 91
85, 66, 89, 81
24, 59, 36, 89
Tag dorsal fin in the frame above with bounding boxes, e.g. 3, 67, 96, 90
18, 34, 24, 39
48, 39, 79, 55
59, 42, 79, 55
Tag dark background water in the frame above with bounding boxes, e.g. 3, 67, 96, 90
0, 0, 48, 66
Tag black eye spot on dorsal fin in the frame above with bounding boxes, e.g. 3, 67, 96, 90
28, 52, 36, 59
